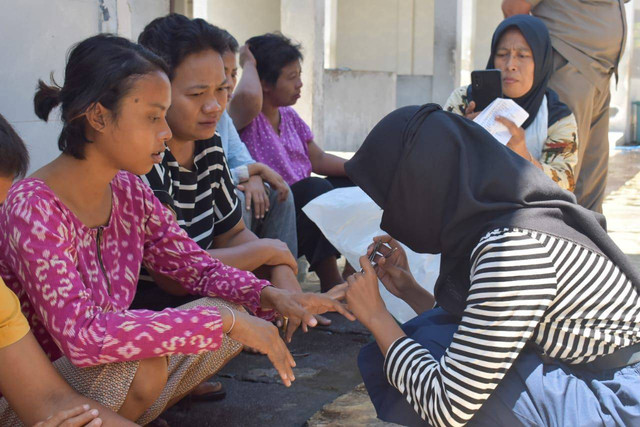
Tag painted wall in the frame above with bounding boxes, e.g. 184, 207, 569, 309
397, 75, 433, 107
471, 0, 502, 72
322, 69, 396, 151
332, 0, 435, 75
0, 0, 170, 174
206, 0, 280, 46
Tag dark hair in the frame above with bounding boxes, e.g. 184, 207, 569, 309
138, 14, 227, 76
0, 113, 30, 179
245, 33, 303, 86
33, 34, 169, 160
220, 28, 239, 54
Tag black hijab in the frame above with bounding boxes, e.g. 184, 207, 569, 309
345, 104, 640, 317
467, 14, 571, 129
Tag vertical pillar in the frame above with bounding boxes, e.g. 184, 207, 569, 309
281, 0, 325, 146
432, 0, 462, 105
471, 0, 502, 71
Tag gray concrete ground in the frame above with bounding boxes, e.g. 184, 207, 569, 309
156, 147, 640, 426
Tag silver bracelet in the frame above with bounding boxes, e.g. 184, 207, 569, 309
222, 306, 236, 334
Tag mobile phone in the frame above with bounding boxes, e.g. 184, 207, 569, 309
470, 69, 503, 111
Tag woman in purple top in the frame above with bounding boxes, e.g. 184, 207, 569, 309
239, 33, 353, 292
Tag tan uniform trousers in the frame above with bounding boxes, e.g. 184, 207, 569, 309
548, 51, 613, 213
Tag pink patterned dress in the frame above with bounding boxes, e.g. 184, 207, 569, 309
0, 172, 272, 367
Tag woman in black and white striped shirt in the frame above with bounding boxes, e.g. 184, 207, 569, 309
342, 104, 640, 426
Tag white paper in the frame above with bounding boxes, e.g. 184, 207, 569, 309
303, 187, 440, 323
473, 98, 529, 145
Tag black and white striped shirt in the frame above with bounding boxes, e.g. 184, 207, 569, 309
385, 227, 640, 427
141, 134, 242, 250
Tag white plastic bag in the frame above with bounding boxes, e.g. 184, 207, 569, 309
303, 187, 440, 323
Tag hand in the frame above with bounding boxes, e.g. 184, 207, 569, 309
495, 116, 533, 161
325, 282, 348, 301
464, 101, 480, 120
366, 235, 419, 300
239, 44, 257, 68
259, 164, 290, 202
345, 256, 389, 329
258, 238, 298, 273
226, 309, 296, 387
260, 287, 355, 342
502, 0, 532, 18
34, 405, 102, 427
237, 175, 269, 219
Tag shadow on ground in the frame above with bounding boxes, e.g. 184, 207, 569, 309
157, 313, 370, 426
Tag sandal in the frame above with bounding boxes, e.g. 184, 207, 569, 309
178, 381, 226, 405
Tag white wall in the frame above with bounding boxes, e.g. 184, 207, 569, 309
0, 0, 170, 174
471, 0, 502, 73
397, 75, 433, 107
323, 69, 396, 151
281, 0, 326, 146
205, 0, 280, 46
332, 0, 434, 75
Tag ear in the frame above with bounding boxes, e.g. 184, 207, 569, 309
260, 79, 273, 94
84, 102, 111, 133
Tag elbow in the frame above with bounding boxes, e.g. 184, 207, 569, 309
58, 330, 106, 368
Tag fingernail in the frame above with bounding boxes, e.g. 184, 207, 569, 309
90, 409, 99, 416
83, 404, 90, 410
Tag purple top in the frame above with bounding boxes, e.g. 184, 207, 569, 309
0, 172, 272, 367
240, 107, 313, 186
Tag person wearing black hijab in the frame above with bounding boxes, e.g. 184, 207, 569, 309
344, 104, 640, 426
444, 15, 578, 193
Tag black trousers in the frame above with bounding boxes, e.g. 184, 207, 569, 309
290, 176, 354, 271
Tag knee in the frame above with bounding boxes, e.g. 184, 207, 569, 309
304, 177, 334, 197
127, 356, 168, 410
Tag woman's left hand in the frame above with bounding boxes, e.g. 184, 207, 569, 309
260, 287, 355, 342
345, 256, 389, 330
495, 116, 531, 160
259, 164, 290, 202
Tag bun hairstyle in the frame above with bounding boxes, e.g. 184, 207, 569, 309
33, 34, 169, 159
245, 33, 303, 86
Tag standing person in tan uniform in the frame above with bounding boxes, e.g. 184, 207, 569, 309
502, 0, 628, 213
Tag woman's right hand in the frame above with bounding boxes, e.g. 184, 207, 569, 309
224, 309, 296, 387
464, 101, 480, 120
259, 238, 298, 274
367, 235, 419, 300
33, 405, 102, 427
